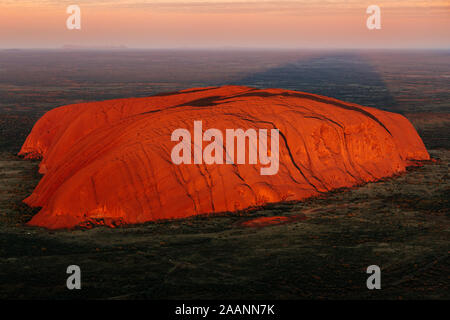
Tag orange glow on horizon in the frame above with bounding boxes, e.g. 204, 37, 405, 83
0, 1, 449, 48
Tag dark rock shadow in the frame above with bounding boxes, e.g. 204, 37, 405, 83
229, 52, 398, 111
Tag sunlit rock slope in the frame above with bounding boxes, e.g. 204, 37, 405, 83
19, 86, 430, 229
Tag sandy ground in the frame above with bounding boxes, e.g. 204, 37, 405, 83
0, 149, 448, 299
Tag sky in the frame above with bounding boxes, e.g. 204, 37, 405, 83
0, 0, 449, 49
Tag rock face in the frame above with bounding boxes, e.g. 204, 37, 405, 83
20, 86, 430, 229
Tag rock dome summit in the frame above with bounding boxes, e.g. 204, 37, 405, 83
19, 86, 430, 229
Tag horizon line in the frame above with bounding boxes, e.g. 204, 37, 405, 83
2, 46, 450, 51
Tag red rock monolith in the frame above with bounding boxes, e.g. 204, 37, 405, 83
19, 86, 430, 229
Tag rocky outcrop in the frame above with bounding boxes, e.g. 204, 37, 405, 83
19, 86, 430, 229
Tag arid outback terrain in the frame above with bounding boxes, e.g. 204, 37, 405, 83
0, 50, 448, 299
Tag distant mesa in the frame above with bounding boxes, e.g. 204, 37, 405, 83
19, 86, 430, 229
61, 44, 128, 50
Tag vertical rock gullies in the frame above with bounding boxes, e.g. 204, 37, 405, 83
19, 86, 430, 229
